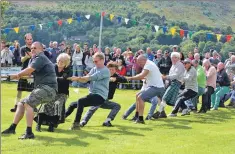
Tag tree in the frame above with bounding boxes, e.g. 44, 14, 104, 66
198, 41, 205, 54
203, 41, 216, 53
180, 40, 196, 55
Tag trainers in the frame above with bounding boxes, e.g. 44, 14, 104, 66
168, 113, 177, 117
102, 121, 113, 127
226, 102, 235, 107
18, 133, 35, 139
159, 111, 167, 118
122, 114, 127, 120
135, 119, 145, 124
152, 111, 160, 119
131, 116, 138, 121
145, 116, 152, 120
36, 124, 41, 132
2, 128, 16, 134
79, 121, 87, 127
181, 109, 190, 116
69, 122, 80, 130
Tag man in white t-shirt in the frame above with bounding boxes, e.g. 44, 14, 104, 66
126, 55, 165, 124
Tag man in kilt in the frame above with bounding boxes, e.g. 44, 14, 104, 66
10, 33, 34, 112
152, 52, 185, 119
2, 42, 58, 139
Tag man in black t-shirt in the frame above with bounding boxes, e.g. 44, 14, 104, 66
2, 42, 58, 139
10, 33, 34, 113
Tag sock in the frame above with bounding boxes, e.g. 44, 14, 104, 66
26, 127, 32, 134
10, 123, 17, 130
159, 101, 166, 112
135, 112, 139, 118
139, 116, 143, 121
105, 118, 111, 123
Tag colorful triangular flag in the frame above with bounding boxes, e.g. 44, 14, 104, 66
85, 15, 91, 20
216, 34, 222, 42
206, 33, 212, 40
154, 25, 159, 32
4, 28, 11, 34
77, 16, 81, 23
117, 17, 122, 24
170, 28, 176, 36
146, 24, 150, 29
180, 29, 184, 38
189, 31, 194, 39
29, 25, 35, 31
131, 20, 137, 25
67, 18, 73, 24
14, 27, 19, 33
48, 22, 53, 28
110, 14, 114, 21
163, 26, 167, 34
95, 12, 100, 18
39, 24, 43, 30
124, 18, 129, 24
226, 35, 232, 42
57, 20, 63, 26
101, 12, 106, 17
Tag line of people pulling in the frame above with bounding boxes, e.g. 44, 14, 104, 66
1, 41, 233, 140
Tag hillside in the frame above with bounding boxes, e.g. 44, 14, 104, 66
8, 0, 235, 29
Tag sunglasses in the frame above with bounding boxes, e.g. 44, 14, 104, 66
31, 47, 37, 50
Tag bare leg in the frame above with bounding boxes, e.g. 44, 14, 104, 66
13, 102, 25, 124
24, 104, 34, 127
137, 96, 145, 116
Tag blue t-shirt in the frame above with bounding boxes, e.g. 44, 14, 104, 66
88, 66, 110, 100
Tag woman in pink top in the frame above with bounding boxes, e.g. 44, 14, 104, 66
199, 59, 217, 113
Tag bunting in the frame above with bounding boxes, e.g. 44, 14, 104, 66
14, 27, 19, 33
110, 14, 114, 21
117, 17, 122, 24
39, 24, 43, 30
180, 29, 184, 38
85, 15, 91, 20
95, 13, 100, 18
154, 25, 159, 32
170, 28, 176, 36
227, 35, 232, 42
216, 34, 222, 42
57, 20, 63, 26
67, 18, 73, 24
2, 11, 233, 43
124, 18, 129, 24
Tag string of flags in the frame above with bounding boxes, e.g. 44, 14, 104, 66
1, 11, 233, 42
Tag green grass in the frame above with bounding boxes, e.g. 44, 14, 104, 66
1, 82, 235, 154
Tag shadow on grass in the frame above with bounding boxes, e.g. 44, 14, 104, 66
56, 128, 108, 140
98, 124, 146, 136
38, 135, 89, 146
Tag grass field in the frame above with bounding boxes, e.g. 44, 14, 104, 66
1, 82, 235, 154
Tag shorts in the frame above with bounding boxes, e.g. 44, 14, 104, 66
21, 84, 57, 108
139, 86, 165, 102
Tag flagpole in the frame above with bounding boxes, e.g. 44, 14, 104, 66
98, 12, 103, 52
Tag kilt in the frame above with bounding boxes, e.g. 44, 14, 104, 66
34, 94, 68, 126
162, 80, 181, 106
17, 79, 34, 92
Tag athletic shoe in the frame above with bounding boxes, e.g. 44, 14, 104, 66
69, 122, 80, 130
122, 114, 127, 120
134, 119, 145, 124
18, 133, 35, 139
181, 109, 190, 116
2, 128, 16, 134
131, 116, 138, 121
79, 121, 87, 127
145, 116, 152, 120
168, 113, 177, 117
102, 121, 113, 127
159, 111, 167, 118
152, 111, 160, 119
